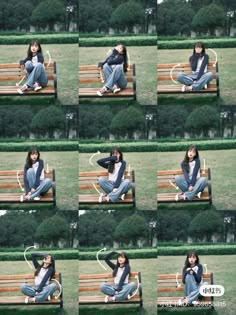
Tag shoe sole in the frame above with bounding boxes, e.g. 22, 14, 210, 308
34, 87, 42, 92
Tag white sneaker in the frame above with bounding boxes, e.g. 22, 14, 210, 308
20, 195, 24, 202
192, 301, 199, 305
197, 192, 202, 199
181, 85, 186, 92
25, 297, 29, 304
204, 84, 207, 89
48, 295, 51, 301
33, 196, 41, 201
104, 296, 109, 303
120, 194, 125, 201
113, 84, 121, 94
33, 82, 42, 92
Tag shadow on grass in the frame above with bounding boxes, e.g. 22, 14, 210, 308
80, 204, 135, 211
0, 203, 57, 211
158, 307, 217, 314
79, 305, 141, 315
158, 203, 216, 211
0, 97, 60, 106
79, 99, 144, 106
0, 307, 65, 315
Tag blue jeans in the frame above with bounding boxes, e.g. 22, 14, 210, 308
177, 72, 213, 90
98, 177, 131, 203
25, 61, 48, 87
100, 282, 136, 302
21, 283, 56, 303
103, 64, 127, 90
26, 168, 51, 199
175, 175, 207, 201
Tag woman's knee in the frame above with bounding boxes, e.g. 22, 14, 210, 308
20, 283, 27, 292
177, 72, 184, 81
100, 282, 106, 292
98, 176, 105, 185
207, 71, 213, 81
49, 282, 57, 291
129, 281, 136, 291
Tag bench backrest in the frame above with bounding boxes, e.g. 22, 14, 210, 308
157, 273, 213, 293
0, 273, 61, 294
157, 168, 210, 189
79, 65, 135, 84
0, 169, 55, 190
79, 170, 135, 191
79, 272, 140, 293
0, 63, 56, 84
157, 62, 218, 82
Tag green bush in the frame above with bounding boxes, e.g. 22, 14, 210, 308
79, 249, 157, 260
0, 250, 78, 261
0, 141, 78, 152
79, 142, 157, 153
158, 245, 236, 256
158, 38, 236, 49
80, 36, 157, 47
0, 34, 78, 45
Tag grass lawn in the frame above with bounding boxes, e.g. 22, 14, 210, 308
0, 151, 78, 210
158, 48, 236, 106
79, 46, 157, 106
157, 149, 236, 210
158, 255, 236, 315
79, 258, 157, 315
0, 259, 78, 315
79, 152, 157, 210
0, 44, 78, 106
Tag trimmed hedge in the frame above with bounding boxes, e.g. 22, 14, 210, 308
0, 250, 78, 261
0, 34, 78, 45
158, 245, 236, 256
159, 38, 236, 49
0, 141, 78, 152
80, 36, 157, 47
80, 249, 157, 260
79, 139, 236, 153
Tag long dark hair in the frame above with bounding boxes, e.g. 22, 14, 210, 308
184, 251, 200, 269
190, 42, 206, 64
34, 254, 55, 280
26, 40, 43, 60
113, 252, 130, 277
108, 147, 123, 173
26, 147, 40, 168
182, 145, 199, 171
116, 43, 128, 73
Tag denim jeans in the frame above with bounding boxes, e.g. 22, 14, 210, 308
100, 282, 136, 302
103, 64, 127, 90
98, 177, 131, 203
177, 72, 213, 90
25, 61, 48, 87
175, 175, 207, 201
184, 274, 209, 304
26, 168, 51, 199
21, 283, 57, 303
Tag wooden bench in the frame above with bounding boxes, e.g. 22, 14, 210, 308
79, 272, 143, 314
157, 62, 219, 96
157, 273, 214, 308
0, 169, 56, 206
79, 170, 136, 207
0, 273, 63, 307
0, 62, 57, 98
79, 65, 136, 100
157, 168, 212, 205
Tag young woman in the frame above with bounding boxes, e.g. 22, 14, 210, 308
175, 145, 207, 201
179, 251, 203, 305
21, 253, 57, 303
17, 40, 48, 94
100, 251, 136, 302
97, 44, 128, 96
97, 147, 131, 203
22, 147, 51, 201
177, 42, 213, 92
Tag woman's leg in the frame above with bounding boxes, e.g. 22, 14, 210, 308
26, 168, 36, 191
25, 63, 48, 87
192, 72, 213, 91
100, 283, 116, 296
34, 283, 57, 302
105, 65, 127, 90
175, 175, 189, 192
103, 63, 113, 83
114, 282, 136, 302
28, 178, 52, 200
177, 72, 194, 86
98, 177, 114, 194
184, 274, 201, 304
184, 177, 207, 201
108, 179, 131, 203
21, 284, 36, 297
25, 61, 34, 76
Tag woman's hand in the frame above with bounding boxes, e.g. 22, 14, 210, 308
188, 185, 194, 192
112, 188, 118, 193
31, 188, 36, 193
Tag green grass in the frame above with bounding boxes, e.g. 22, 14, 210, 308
79, 152, 157, 210
79, 46, 157, 106
79, 258, 157, 315
158, 48, 236, 106
0, 151, 78, 210
158, 255, 236, 315
0, 259, 78, 315
157, 149, 236, 211
0, 44, 78, 105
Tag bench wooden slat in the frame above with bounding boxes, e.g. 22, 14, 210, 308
79, 295, 141, 304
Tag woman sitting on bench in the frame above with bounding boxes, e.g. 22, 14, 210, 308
100, 251, 136, 302
97, 44, 128, 96
97, 147, 131, 203
177, 42, 213, 92
21, 253, 57, 303
175, 145, 207, 201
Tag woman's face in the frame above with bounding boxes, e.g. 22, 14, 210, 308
116, 44, 124, 54
30, 151, 38, 163
188, 255, 197, 265
43, 255, 52, 264
187, 148, 196, 160
118, 255, 126, 265
31, 43, 39, 54
112, 150, 120, 161
195, 46, 203, 54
